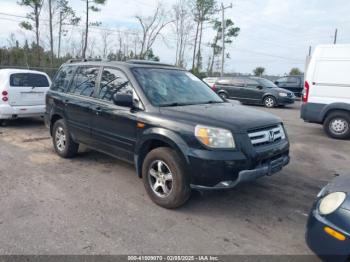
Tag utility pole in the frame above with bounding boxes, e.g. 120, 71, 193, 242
219, 2, 233, 77
334, 28, 338, 44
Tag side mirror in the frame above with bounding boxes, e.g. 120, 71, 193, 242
257, 85, 263, 90
112, 93, 134, 108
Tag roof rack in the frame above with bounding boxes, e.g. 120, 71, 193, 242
66, 58, 104, 64
126, 59, 175, 67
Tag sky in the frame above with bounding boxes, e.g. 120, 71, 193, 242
0, 0, 350, 75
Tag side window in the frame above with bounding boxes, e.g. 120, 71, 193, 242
98, 68, 133, 102
288, 77, 298, 84
52, 66, 76, 92
69, 66, 99, 97
230, 78, 245, 87
277, 77, 288, 83
245, 79, 259, 88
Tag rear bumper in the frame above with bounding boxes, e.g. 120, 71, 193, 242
188, 139, 290, 188
0, 104, 45, 119
300, 102, 326, 123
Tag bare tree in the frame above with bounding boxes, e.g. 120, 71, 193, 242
18, 0, 44, 65
136, 3, 173, 59
57, 0, 80, 58
82, 0, 106, 59
100, 31, 109, 58
173, 0, 193, 67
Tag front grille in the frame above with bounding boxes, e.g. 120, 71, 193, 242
248, 125, 285, 147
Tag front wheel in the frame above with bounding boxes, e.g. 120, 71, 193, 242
324, 111, 350, 139
263, 96, 276, 108
52, 119, 79, 158
142, 147, 191, 209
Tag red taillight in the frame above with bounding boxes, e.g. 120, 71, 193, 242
303, 81, 310, 103
2, 97, 8, 102
2, 91, 8, 96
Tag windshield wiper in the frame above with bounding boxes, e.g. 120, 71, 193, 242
202, 100, 224, 104
159, 102, 192, 107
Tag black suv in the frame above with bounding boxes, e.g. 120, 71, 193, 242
213, 77, 295, 108
45, 60, 290, 208
274, 75, 304, 97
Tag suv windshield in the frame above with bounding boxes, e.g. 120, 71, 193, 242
257, 78, 278, 88
132, 68, 223, 106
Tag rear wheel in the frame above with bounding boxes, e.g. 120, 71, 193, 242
324, 111, 350, 139
218, 92, 228, 100
263, 96, 276, 108
0, 120, 6, 127
52, 119, 79, 158
142, 147, 191, 209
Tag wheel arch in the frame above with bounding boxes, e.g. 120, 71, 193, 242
50, 113, 64, 136
321, 103, 350, 123
134, 128, 190, 178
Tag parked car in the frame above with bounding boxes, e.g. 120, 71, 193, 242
213, 76, 295, 108
203, 77, 218, 88
306, 175, 350, 261
301, 44, 350, 139
274, 75, 304, 97
45, 60, 290, 208
0, 69, 51, 125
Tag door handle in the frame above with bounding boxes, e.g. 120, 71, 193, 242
94, 106, 102, 115
64, 99, 69, 106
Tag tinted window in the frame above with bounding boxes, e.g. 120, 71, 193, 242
51, 66, 76, 92
98, 68, 133, 102
288, 77, 299, 84
277, 77, 288, 83
257, 78, 278, 88
10, 73, 49, 87
69, 66, 99, 97
230, 78, 246, 87
246, 78, 259, 88
132, 68, 223, 106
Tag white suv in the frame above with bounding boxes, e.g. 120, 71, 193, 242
0, 69, 51, 124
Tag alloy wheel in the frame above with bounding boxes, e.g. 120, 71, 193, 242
264, 97, 275, 108
148, 160, 174, 198
55, 126, 66, 152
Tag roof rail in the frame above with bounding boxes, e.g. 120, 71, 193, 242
66, 58, 104, 64
126, 59, 175, 67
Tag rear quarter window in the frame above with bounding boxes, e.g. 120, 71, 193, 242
51, 66, 77, 92
10, 73, 49, 87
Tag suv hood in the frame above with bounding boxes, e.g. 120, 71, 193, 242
159, 102, 281, 133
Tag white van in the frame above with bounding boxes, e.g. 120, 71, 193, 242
301, 44, 350, 139
0, 69, 51, 124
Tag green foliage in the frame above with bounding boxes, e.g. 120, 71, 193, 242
19, 21, 33, 31
253, 67, 265, 77
191, 0, 217, 22
289, 68, 303, 75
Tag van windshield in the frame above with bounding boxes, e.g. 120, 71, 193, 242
132, 68, 223, 107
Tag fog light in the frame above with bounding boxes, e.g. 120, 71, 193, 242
324, 226, 346, 241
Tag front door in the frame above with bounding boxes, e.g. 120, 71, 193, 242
91, 67, 138, 163
64, 65, 100, 145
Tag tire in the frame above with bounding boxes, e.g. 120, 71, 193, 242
0, 120, 6, 127
142, 147, 191, 209
52, 119, 79, 158
219, 92, 228, 100
263, 96, 277, 108
323, 111, 350, 140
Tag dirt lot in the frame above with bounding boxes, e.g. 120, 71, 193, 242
0, 101, 349, 255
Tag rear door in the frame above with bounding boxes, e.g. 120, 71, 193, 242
8, 73, 50, 106
239, 78, 264, 103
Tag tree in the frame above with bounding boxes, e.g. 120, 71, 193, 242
82, 0, 106, 59
191, 0, 216, 71
57, 0, 80, 59
208, 18, 239, 75
289, 67, 303, 75
18, 0, 44, 65
136, 3, 173, 59
253, 67, 265, 77
173, 0, 193, 67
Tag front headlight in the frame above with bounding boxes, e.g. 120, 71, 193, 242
195, 125, 235, 149
319, 192, 346, 215
279, 92, 288, 97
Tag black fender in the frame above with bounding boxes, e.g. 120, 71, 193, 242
320, 103, 350, 122
134, 127, 190, 177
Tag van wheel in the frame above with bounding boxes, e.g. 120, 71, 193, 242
52, 119, 79, 158
142, 147, 191, 209
219, 92, 228, 99
263, 96, 276, 108
324, 111, 350, 139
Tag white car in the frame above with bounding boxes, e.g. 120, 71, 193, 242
301, 44, 350, 139
0, 69, 51, 124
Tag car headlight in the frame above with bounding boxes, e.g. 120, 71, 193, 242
319, 192, 346, 215
195, 125, 235, 149
279, 92, 288, 97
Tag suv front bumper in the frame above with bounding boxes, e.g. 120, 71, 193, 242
187, 138, 290, 189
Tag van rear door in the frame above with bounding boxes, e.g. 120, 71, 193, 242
8, 73, 50, 106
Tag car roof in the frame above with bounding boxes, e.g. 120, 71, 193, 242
63, 59, 182, 70
0, 68, 49, 76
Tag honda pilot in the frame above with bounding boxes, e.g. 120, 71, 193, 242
45, 60, 290, 208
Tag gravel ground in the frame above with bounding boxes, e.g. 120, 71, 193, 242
0, 101, 349, 255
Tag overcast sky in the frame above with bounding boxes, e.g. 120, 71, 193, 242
0, 0, 350, 75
